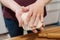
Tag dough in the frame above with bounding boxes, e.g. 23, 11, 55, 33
21, 12, 42, 31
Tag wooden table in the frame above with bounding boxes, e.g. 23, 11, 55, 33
6, 26, 60, 40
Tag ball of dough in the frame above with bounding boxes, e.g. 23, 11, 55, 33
21, 12, 42, 30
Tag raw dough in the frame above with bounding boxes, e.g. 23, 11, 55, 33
21, 12, 42, 30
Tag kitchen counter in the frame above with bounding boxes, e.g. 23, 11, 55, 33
6, 26, 60, 40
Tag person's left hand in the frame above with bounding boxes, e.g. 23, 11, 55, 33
25, 0, 46, 33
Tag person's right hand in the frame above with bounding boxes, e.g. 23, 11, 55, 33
15, 6, 29, 27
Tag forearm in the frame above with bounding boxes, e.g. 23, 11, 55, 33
0, 0, 21, 12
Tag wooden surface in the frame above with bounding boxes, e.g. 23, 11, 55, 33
6, 26, 60, 40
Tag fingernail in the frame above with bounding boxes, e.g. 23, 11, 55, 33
33, 30, 38, 33
41, 27, 44, 30
40, 27, 44, 31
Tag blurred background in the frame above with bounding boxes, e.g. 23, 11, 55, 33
0, 0, 60, 40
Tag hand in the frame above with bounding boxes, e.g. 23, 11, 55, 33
15, 6, 29, 27
25, 0, 46, 33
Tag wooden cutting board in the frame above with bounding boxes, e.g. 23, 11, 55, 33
6, 26, 60, 40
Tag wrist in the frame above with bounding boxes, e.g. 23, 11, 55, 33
14, 6, 21, 13
9, 0, 22, 13
36, 0, 50, 6
11, 4, 22, 13
36, 0, 45, 6
43, 0, 51, 5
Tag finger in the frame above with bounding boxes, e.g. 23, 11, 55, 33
40, 7, 44, 22
19, 18, 23, 27
16, 10, 23, 27
33, 7, 44, 28
17, 14, 23, 27
39, 7, 44, 27
34, 13, 40, 27
31, 27, 38, 33
16, 17, 23, 27
26, 9, 33, 25
28, 10, 37, 27
39, 27, 45, 31
40, 10, 45, 27
40, 14, 44, 23
37, 8, 44, 31
40, 15, 45, 27
42, 22, 45, 27
38, 18, 45, 31
32, 29, 38, 33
